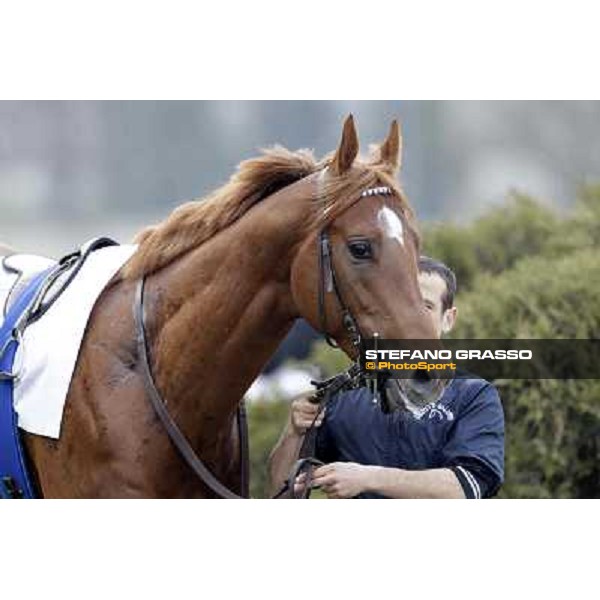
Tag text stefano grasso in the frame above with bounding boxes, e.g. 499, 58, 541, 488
364, 349, 533, 361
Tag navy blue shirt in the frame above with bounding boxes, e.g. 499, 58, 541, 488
315, 374, 505, 498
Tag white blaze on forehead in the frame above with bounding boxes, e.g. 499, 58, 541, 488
377, 205, 405, 246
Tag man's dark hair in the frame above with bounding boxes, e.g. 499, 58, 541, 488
419, 256, 457, 311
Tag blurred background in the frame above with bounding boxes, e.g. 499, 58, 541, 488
2, 101, 600, 254
1, 101, 599, 498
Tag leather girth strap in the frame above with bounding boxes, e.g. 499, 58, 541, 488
134, 277, 247, 499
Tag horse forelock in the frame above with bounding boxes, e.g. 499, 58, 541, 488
123, 147, 418, 280
316, 160, 420, 248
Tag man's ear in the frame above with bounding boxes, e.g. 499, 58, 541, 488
330, 114, 359, 175
442, 307, 457, 334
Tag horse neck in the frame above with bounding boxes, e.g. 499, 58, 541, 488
144, 184, 311, 451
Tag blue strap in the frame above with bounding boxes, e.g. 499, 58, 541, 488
0, 267, 54, 499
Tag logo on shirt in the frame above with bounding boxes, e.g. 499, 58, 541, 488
407, 400, 455, 422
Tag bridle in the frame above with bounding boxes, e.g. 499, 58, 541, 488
133, 170, 395, 499
317, 229, 361, 349
317, 178, 394, 350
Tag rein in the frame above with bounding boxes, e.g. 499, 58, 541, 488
272, 363, 363, 499
134, 276, 247, 499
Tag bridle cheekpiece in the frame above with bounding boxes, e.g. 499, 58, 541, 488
316, 172, 393, 350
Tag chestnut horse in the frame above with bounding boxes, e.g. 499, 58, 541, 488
20, 116, 436, 497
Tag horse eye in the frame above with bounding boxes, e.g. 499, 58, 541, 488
347, 240, 373, 260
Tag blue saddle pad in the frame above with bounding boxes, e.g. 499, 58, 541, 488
0, 267, 54, 499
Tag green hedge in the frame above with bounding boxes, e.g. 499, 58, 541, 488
452, 249, 600, 497
422, 186, 600, 291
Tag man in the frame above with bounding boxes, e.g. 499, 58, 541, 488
268, 257, 505, 499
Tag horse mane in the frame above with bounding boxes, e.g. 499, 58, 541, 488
124, 146, 319, 278
123, 145, 417, 279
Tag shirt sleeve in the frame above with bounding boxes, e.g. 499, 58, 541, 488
442, 382, 505, 499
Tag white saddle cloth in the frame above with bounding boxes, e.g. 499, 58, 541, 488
1, 243, 137, 439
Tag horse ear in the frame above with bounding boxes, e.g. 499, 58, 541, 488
380, 119, 402, 173
331, 115, 359, 175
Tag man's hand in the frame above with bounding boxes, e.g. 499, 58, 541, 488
289, 394, 325, 436
297, 462, 466, 499
309, 462, 372, 499
268, 392, 326, 496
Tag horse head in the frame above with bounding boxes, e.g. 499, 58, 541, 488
290, 115, 437, 357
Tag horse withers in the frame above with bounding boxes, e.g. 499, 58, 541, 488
16, 115, 438, 497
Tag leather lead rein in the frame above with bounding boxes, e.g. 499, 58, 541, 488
134, 277, 246, 499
